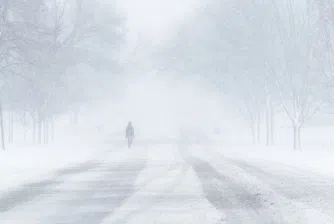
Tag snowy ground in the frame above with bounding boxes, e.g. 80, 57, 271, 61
0, 140, 334, 223
0, 128, 110, 195
216, 144, 334, 178
210, 143, 334, 223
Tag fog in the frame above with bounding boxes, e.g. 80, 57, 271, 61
1, 0, 334, 223
0, 0, 246, 148
0, 0, 333, 150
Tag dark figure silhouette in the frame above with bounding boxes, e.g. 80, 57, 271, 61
125, 121, 135, 148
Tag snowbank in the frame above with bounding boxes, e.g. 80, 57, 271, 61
0, 131, 109, 195
214, 144, 334, 178
187, 145, 334, 223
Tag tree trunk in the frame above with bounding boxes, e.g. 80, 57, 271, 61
251, 125, 256, 144
264, 76, 271, 146
71, 108, 79, 126
33, 114, 36, 144
50, 117, 55, 141
293, 124, 301, 150
37, 111, 42, 144
298, 125, 301, 149
7, 112, 11, 143
265, 96, 271, 146
7, 112, 13, 143
270, 101, 275, 145
73, 110, 78, 125
9, 112, 14, 144
38, 120, 42, 144
256, 112, 261, 144
23, 127, 27, 142
44, 120, 49, 144
0, 103, 5, 150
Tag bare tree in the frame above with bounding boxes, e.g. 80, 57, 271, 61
159, 0, 328, 149
271, 0, 327, 149
0, 0, 124, 146
159, 0, 282, 145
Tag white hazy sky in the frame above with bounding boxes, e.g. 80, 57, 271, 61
117, 0, 200, 43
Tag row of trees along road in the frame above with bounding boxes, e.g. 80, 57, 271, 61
0, 0, 124, 149
159, 0, 334, 149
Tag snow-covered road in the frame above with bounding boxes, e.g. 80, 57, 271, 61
0, 143, 333, 223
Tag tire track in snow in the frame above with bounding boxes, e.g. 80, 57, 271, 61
229, 159, 334, 218
179, 144, 293, 224
0, 147, 188, 224
185, 146, 334, 223
185, 156, 277, 224
0, 160, 100, 213
100, 146, 191, 223
105, 163, 189, 224
43, 159, 147, 224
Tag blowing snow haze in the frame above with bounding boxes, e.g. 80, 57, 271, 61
0, 0, 334, 223
118, 0, 200, 42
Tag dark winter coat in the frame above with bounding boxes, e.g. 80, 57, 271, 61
126, 124, 134, 138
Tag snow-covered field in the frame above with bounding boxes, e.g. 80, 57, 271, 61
213, 144, 334, 178
212, 125, 334, 179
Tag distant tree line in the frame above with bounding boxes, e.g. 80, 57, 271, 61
0, 0, 124, 149
159, 0, 334, 149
